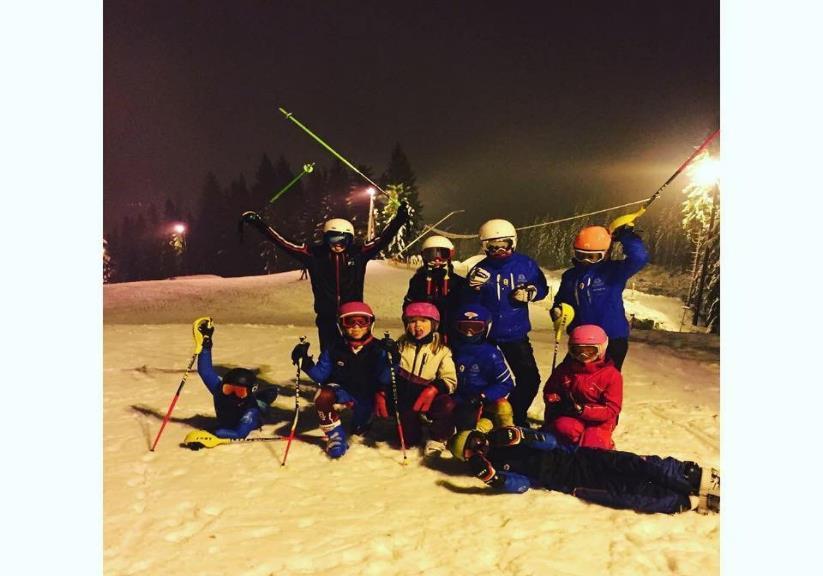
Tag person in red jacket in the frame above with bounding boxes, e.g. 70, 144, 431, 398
542, 324, 622, 449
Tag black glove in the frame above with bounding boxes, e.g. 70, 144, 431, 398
240, 211, 267, 230
197, 318, 214, 350
381, 336, 400, 359
558, 392, 583, 416
396, 201, 410, 222
291, 342, 311, 366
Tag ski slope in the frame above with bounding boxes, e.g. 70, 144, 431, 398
104, 260, 719, 576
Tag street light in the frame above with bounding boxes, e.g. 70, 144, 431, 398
366, 187, 376, 241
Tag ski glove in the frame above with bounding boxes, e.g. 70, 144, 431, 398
396, 201, 411, 222
467, 266, 491, 289
550, 307, 562, 321
413, 385, 439, 413
240, 211, 267, 230
380, 336, 400, 359
291, 342, 311, 366
374, 391, 389, 418
510, 284, 538, 304
192, 317, 214, 353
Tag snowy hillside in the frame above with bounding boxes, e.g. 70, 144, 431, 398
104, 260, 719, 576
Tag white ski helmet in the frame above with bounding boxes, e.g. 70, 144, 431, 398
478, 219, 517, 250
323, 218, 355, 237
421, 235, 455, 264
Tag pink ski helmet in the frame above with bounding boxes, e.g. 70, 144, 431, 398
568, 324, 608, 362
402, 301, 441, 330
338, 301, 375, 328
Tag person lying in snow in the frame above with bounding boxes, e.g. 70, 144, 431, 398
542, 324, 622, 450
450, 303, 515, 432
291, 301, 391, 459
193, 317, 279, 439
377, 302, 458, 457
449, 426, 720, 514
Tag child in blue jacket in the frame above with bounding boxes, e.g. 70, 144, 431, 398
451, 303, 515, 431
193, 318, 279, 439
552, 222, 649, 371
464, 219, 549, 427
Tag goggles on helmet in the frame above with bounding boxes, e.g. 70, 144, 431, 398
570, 344, 599, 362
222, 383, 250, 399
340, 315, 372, 329
456, 319, 487, 337
483, 238, 513, 254
463, 432, 490, 460
422, 247, 451, 264
573, 249, 606, 264
325, 232, 351, 246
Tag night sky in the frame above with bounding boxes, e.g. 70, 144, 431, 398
104, 0, 718, 232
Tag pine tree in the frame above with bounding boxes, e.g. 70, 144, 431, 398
379, 144, 423, 257
189, 173, 226, 275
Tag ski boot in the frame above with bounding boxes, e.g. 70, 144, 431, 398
697, 467, 720, 514
322, 422, 348, 459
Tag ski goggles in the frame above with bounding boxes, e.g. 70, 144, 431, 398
422, 247, 452, 264
483, 238, 513, 252
569, 344, 599, 361
340, 315, 372, 328
222, 383, 250, 399
573, 249, 606, 264
456, 319, 487, 337
463, 432, 490, 459
324, 232, 351, 246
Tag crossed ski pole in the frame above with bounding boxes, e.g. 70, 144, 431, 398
150, 353, 197, 452
282, 336, 306, 466
384, 331, 408, 464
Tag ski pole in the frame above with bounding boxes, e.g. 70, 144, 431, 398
550, 303, 573, 374
269, 163, 315, 204
643, 128, 720, 210
150, 353, 197, 451
384, 331, 407, 463
282, 336, 306, 466
184, 429, 287, 449
277, 107, 390, 198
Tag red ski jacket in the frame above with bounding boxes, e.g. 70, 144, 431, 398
543, 357, 623, 425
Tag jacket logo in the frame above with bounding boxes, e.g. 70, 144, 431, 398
336, 361, 345, 366
517, 274, 527, 283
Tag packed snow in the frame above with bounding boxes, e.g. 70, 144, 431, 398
104, 260, 719, 576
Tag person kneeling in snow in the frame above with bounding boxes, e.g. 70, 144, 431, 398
291, 302, 390, 459
193, 317, 279, 439
450, 426, 720, 514
377, 302, 458, 457
450, 303, 515, 432
542, 324, 622, 450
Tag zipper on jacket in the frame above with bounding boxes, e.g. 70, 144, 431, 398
496, 274, 501, 301
334, 253, 341, 306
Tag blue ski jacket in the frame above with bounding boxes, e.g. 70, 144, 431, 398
197, 348, 263, 439
452, 341, 514, 402
302, 337, 391, 400
553, 229, 649, 339
464, 252, 549, 343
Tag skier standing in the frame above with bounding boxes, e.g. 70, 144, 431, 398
450, 303, 515, 431
377, 302, 457, 456
551, 222, 649, 371
450, 426, 720, 514
193, 318, 279, 439
543, 324, 622, 449
240, 203, 409, 352
403, 235, 466, 342
291, 301, 390, 459
464, 219, 549, 427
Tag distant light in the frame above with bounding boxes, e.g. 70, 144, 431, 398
691, 158, 720, 187
367, 187, 376, 197
173, 223, 186, 234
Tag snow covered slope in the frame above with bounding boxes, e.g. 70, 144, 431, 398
104, 260, 719, 576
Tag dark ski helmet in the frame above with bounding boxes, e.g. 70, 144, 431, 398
222, 368, 258, 393
453, 303, 492, 343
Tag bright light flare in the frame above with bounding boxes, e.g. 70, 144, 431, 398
173, 223, 186, 234
691, 157, 720, 187
366, 187, 376, 197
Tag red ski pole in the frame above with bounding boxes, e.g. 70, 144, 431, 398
282, 336, 306, 466
150, 353, 197, 451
